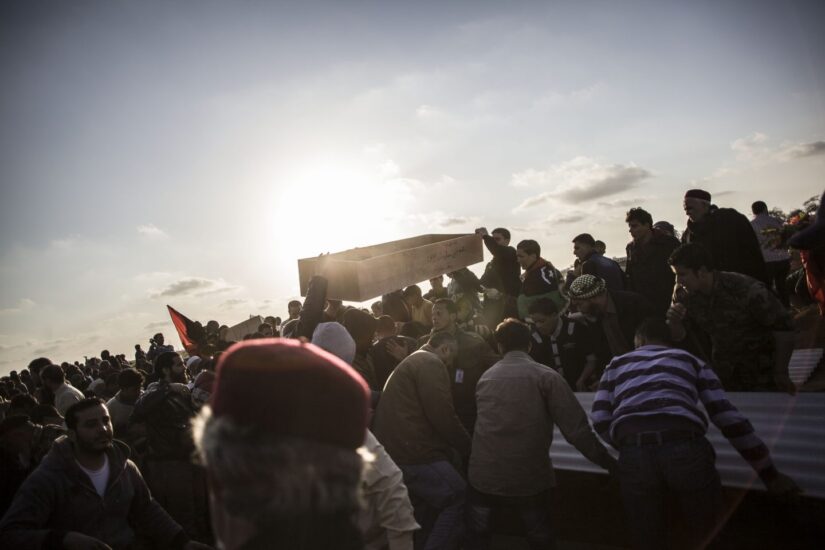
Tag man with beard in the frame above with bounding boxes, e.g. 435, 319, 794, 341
568, 275, 655, 387
132, 352, 211, 543
681, 189, 767, 283
0, 398, 207, 549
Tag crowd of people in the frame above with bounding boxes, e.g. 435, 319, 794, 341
0, 188, 822, 549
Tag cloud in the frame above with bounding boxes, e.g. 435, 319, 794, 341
149, 276, 240, 299
440, 217, 470, 227
554, 213, 586, 224
136, 224, 168, 239
0, 343, 27, 352
780, 140, 825, 160
698, 134, 825, 185
196, 286, 237, 297
219, 298, 249, 310
731, 132, 769, 160
531, 82, 605, 110
415, 104, 439, 118
151, 278, 214, 298
597, 197, 645, 209
32, 337, 71, 355
515, 193, 552, 210
0, 298, 36, 315
730, 133, 825, 163
512, 157, 652, 209
405, 211, 478, 230
144, 321, 169, 331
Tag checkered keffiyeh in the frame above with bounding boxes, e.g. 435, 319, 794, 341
568, 274, 606, 299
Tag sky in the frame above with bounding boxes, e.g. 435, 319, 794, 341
1, 0, 824, 374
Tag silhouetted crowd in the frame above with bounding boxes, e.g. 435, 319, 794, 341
0, 189, 822, 550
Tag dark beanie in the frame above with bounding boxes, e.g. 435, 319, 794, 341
210, 339, 369, 450
684, 189, 712, 202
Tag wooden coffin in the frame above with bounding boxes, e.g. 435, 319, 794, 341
225, 316, 264, 342
297, 234, 483, 302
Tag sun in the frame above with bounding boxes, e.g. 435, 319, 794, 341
271, 158, 406, 262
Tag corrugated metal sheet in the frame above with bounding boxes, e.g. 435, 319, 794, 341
789, 348, 823, 386
550, 392, 825, 499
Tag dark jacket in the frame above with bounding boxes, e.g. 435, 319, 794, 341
683, 206, 768, 283
591, 290, 656, 369
518, 258, 565, 319
0, 437, 186, 549
369, 335, 419, 391
297, 275, 329, 339
625, 230, 681, 314
581, 253, 626, 291
480, 235, 521, 297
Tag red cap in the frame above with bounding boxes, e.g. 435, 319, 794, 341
210, 339, 369, 450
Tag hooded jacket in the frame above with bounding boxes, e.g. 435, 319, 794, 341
0, 436, 186, 549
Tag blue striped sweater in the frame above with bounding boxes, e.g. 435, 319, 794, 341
591, 345, 775, 477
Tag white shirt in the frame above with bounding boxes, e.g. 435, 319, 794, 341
77, 454, 110, 497
54, 383, 85, 416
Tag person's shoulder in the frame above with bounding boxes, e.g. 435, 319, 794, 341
651, 231, 680, 248
714, 207, 750, 224
458, 328, 485, 343
717, 270, 758, 291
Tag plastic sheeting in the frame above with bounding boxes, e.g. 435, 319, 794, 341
551, 392, 825, 499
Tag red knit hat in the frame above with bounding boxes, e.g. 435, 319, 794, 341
210, 339, 369, 450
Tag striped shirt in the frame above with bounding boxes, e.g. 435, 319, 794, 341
592, 345, 774, 476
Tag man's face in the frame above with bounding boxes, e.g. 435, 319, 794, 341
288, 304, 301, 318
628, 220, 651, 243
260, 324, 274, 337
431, 304, 455, 331
168, 355, 187, 383
437, 343, 458, 367
120, 386, 142, 405
406, 292, 423, 307
573, 294, 604, 317
573, 241, 593, 261
430, 275, 444, 288
672, 265, 702, 293
71, 404, 113, 455
683, 198, 710, 222
491, 231, 509, 247
155, 334, 165, 345
531, 312, 559, 337
516, 249, 537, 270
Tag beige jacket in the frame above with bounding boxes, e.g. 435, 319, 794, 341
469, 351, 615, 496
360, 431, 419, 550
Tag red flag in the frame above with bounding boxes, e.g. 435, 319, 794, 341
167, 305, 199, 354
